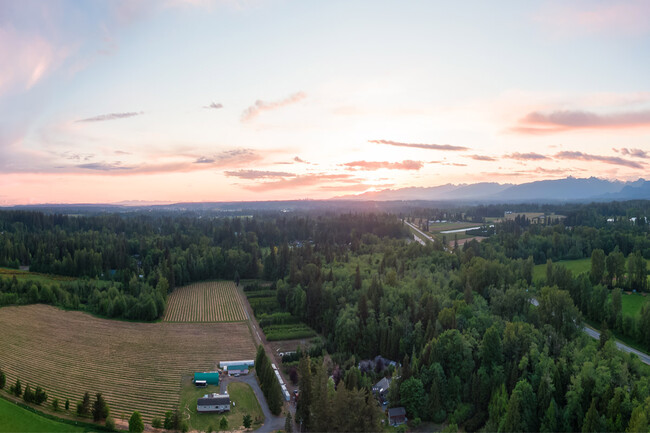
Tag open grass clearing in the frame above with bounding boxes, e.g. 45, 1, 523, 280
0, 397, 87, 433
180, 380, 264, 432
620, 292, 650, 318
163, 281, 247, 322
533, 258, 592, 282
0, 304, 256, 424
533, 258, 650, 285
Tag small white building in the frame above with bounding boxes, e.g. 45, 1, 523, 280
197, 393, 230, 413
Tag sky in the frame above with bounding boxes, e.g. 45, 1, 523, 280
0, 0, 649, 205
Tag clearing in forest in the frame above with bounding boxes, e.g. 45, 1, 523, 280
163, 281, 247, 322
0, 304, 255, 423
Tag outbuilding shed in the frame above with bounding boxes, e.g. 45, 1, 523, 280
194, 372, 220, 385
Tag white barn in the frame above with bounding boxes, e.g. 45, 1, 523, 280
197, 393, 230, 413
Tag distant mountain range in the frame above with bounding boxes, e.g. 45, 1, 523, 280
338, 177, 650, 202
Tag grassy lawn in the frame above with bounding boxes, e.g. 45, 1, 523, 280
0, 397, 86, 432
533, 258, 592, 282
621, 292, 650, 318
533, 258, 650, 284
180, 379, 264, 432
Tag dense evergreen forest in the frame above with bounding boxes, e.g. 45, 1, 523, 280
1, 202, 650, 431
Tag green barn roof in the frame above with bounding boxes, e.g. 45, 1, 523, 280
194, 372, 219, 385
228, 364, 249, 371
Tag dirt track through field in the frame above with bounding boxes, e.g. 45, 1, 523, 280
0, 304, 255, 423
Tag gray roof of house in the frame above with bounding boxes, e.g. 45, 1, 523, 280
198, 396, 230, 406
373, 377, 391, 390
388, 407, 406, 417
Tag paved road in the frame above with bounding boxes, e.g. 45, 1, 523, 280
236, 284, 298, 432
221, 374, 285, 433
582, 325, 650, 365
403, 220, 435, 244
530, 297, 650, 365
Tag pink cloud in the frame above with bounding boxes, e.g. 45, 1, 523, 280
536, 1, 650, 37
0, 26, 64, 96
616, 147, 649, 159
342, 160, 424, 170
504, 152, 550, 160
513, 108, 650, 134
369, 139, 468, 151
241, 92, 306, 122
242, 173, 358, 192
554, 151, 644, 169
468, 155, 496, 162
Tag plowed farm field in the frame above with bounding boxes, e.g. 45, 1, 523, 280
163, 281, 247, 322
0, 304, 255, 423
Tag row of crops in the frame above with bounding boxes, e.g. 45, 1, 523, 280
244, 285, 317, 341
0, 304, 256, 423
163, 281, 246, 322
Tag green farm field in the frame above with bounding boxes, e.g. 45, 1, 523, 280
179, 380, 264, 431
0, 304, 256, 424
0, 398, 87, 433
163, 281, 247, 322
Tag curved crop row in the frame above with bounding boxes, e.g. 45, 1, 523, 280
163, 281, 246, 322
0, 304, 255, 423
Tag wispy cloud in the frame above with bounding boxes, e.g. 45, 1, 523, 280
194, 149, 262, 166
513, 109, 650, 134
243, 173, 356, 192
504, 152, 550, 160
615, 147, 649, 158
294, 156, 310, 164
76, 161, 132, 171
554, 151, 644, 169
225, 170, 295, 180
368, 139, 469, 151
241, 91, 306, 121
468, 155, 496, 162
342, 160, 424, 170
114, 150, 132, 155
76, 111, 144, 123
204, 102, 223, 109
535, 0, 650, 37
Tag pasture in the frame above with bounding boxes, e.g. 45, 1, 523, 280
0, 304, 255, 423
0, 398, 86, 432
163, 281, 247, 322
180, 381, 264, 431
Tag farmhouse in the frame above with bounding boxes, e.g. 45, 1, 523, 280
197, 393, 230, 413
388, 407, 407, 426
194, 372, 220, 385
226, 364, 249, 376
372, 377, 391, 403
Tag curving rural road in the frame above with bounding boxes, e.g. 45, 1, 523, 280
403, 220, 435, 244
530, 297, 650, 365
582, 325, 650, 365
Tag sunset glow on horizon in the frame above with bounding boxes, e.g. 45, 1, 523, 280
1, 0, 649, 205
